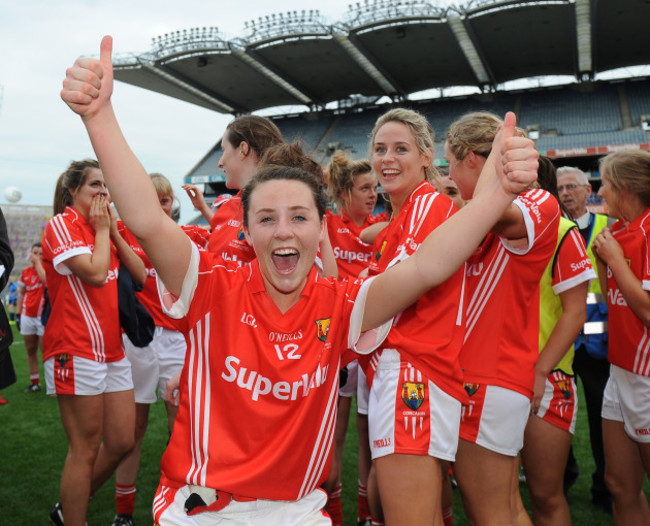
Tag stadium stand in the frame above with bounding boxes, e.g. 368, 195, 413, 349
2, 205, 52, 277
108, 0, 650, 222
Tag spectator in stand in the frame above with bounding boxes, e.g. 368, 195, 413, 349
557, 165, 613, 512
592, 150, 650, 525
60, 36, 538, 526
42, 159, 146, 526
445, 111, 559, 526
16, 243, 46, 392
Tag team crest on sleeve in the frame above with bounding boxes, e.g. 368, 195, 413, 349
315, 318, 331, 342
463, 382, 480, 397
401, 382, 425, 410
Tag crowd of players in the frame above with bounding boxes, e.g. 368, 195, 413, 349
3, 35, 649, 526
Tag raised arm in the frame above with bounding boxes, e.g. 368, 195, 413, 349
61, 36, 190, 296
362, 112, 538, 331
182, 184, 214, 223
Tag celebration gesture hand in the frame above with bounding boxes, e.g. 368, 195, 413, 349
486, 112, 539, 196
61, 35, 114, 119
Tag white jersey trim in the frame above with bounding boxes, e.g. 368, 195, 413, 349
158, 242, 201, 319
349, 276, 392, 355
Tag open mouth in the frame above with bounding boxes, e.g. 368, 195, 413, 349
272, 248, 299, 273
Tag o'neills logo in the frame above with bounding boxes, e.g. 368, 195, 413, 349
636, 428, 650, 436
268, 330, 303, 343
221, 356, 330, 401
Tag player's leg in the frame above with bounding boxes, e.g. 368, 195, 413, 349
521, 416, 571, 526
603, 418, 650, 524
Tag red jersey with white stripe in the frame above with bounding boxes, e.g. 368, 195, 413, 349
207, 192, 255, 266
157, 245, 389, 500
608, 208, 650, 376
326, 210, 377, 279
461, 189, 560, 398
18, 266, 45, 317
41, 206, 122, 363
540, 219, 595, 376
364, 181, 467, 402
117, 221, 209, 329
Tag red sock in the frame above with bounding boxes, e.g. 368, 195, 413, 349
358, 480, 371, 522
370, 516, 385, 526
115, 483, 136, 516
325, 483, 343, 526
30, 373, 40, 385
442, 505, 453, 526
0, 392, 7, 405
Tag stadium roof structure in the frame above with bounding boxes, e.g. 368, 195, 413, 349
112, 0, 650, 115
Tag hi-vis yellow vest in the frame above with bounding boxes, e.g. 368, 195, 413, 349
575, 213, 609, 358
539, 217, 580, 375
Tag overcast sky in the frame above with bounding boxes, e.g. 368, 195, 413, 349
0, 0, 407, 224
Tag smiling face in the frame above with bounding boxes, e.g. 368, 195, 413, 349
372, 121, 431, 213
244, 178, 325, 312
69, 168, 108, 217
343, 171, 378, 225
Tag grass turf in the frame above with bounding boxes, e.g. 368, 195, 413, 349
1, 323, 646, 525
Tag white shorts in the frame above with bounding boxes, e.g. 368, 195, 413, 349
368, 349, 461, 462
339, 360, 359, 398
20, 315, 44, 336
123, 327, 186, 404
459, 383, 530, 456
44, 354, 133, 396
357, 366, 369, 416
153, 484, 330, 526
602, 364, 650, 443
537, 370, 578, 434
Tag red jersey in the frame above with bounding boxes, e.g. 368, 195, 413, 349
207, 193, 255, 266
539, 218, 595, 376
326, 210, 376, 279
118, 222, 209, 329
41, 206, 122, 363
156, 246, 389, 501
461, 189, 560, 398
18, 266, 45, 318
608, 208, 650, 376
364, 181, 467, 402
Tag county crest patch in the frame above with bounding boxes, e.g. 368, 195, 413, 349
464, 383, 480, 397
56, 353, 71, 367
555, 378, 573, 399
316, 318, 331, 342
401, 382, 425, 410
375, 240, 387, 262
237, 226, 246, 241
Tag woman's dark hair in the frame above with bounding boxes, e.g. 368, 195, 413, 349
242, 165, 328, 228
259, 141, 324, 185
224, 115, 284, 159
53, 159, 100, 215
537, 156, 571, 218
